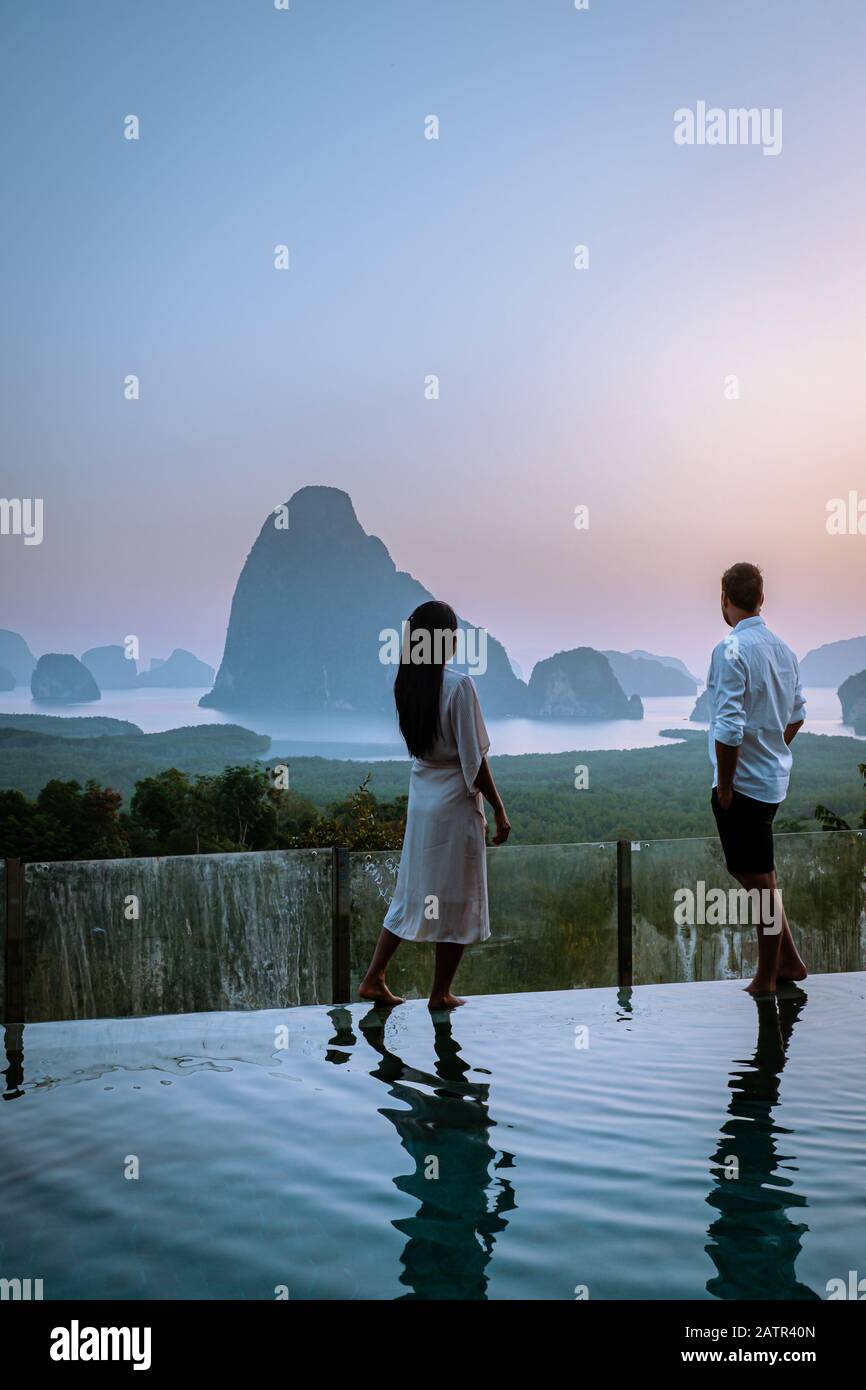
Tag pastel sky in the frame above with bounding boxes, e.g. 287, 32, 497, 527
2, 0, 864, 681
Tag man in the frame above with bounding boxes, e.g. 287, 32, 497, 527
707, 562, 807, 994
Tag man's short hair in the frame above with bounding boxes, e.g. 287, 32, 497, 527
722, 562, 763, 612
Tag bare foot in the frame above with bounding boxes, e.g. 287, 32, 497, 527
428, 993, 465, 1010
745, 976, 776, 996
358, 978, 404, 1006
777, 962, 808, 982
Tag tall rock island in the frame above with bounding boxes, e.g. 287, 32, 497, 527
527, 648, 643, 719
839, 670, 866, 734
201, 486, 528, 715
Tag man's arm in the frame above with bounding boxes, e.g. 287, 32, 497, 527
713, 648, 747, 807
787, 658, 806, 746
715, 741, 739, 807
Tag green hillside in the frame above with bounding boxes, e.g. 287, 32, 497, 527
0, 715, 861, 845
0, 723, 269, 800
277, 730, 865, 842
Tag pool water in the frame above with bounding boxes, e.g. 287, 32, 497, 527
2, 974, 864, 1300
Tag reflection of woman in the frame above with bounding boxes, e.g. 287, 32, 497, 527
348, 1007, 516, 1299
358, 601, 510, 1010
705, 989, 819, 1300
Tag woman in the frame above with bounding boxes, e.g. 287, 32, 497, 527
358, 600, 511, 1010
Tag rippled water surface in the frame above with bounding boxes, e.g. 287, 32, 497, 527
2, 975, 864, 1300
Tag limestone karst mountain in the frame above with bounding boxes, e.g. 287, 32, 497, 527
527, 648, 643, 720
799, 636, 866, 686
138, 649, 214, 688
839, 670, 866, 734
0, 629, 36, 685
31, 653, 101, 704
626, 649, 700, 686
81, 645, 139, 689
200, 486, 529, 716
602, 650, 697, 697
690, 689, 711, 722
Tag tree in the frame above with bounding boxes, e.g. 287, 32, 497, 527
0, 780, 128, 861
815, 763, 866, 830
292, 775, 406, 850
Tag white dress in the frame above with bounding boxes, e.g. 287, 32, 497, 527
383, 667, 491, 944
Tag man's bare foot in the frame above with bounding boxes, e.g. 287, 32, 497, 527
358, 977, 404, 1006
777, 961, 808, 982
745, 976, 776, 996
428, 993, 465, 1010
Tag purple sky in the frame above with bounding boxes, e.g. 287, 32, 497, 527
3, 0, 864, 681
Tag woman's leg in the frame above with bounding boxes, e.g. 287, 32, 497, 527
429, 942, 466, 1010
358, 928, 405, 1005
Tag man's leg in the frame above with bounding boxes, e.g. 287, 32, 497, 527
773, 892, 807, 981
731, 870, 782, 994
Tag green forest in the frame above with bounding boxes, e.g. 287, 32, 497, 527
0, 715, 863, 861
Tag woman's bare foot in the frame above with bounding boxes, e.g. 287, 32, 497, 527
745, 975, 776, 996
358, 976, 404, 1006
428, 992, 465, 1010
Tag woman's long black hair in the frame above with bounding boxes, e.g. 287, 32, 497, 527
394, 600, 459, 758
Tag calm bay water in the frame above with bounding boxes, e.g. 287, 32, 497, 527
2, 975, 863, 1300
0, 686, 859, 758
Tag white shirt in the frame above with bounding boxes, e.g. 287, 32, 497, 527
707, 616, 806, 803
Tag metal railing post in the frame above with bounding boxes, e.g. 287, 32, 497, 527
4, 857, 25, 1025
616, 840, 633, 989
331, 847, 351, 1004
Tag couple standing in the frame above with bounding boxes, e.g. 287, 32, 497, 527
359, 564, 807, 1009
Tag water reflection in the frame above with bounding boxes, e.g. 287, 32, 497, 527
705, 989, 820, 1300
327, 1006, 516, 1300
3, 1025, 24, 1101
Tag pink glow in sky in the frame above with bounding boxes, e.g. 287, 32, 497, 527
3, 1, 864, 680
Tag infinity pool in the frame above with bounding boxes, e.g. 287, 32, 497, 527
2, 974, 864, 1300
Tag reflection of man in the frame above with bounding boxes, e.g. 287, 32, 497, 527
707, 563, 807, 994
705, 991, 819, 1301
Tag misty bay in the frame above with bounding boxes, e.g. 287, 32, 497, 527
0, 686, 855, 758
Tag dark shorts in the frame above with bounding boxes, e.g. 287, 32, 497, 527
711, 787, 780, 875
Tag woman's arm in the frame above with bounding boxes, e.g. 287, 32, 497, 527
473, 756, 511, 844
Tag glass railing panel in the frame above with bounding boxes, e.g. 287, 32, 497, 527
632, 830, 866, 985
22, 849, 333, 1021
349, 842, 618, 999
774, 829, 866, 974
5, 828, 862, 1023
0, 858, 5, 1017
